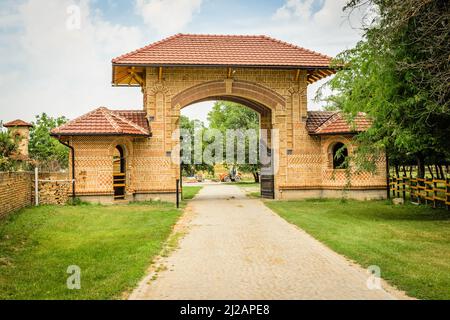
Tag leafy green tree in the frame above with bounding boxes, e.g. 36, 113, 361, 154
29, 113, 69, 171
180, 115, 214, 176
319, 0, 450, 177
0, 122, 20, 171
208, 101, 261, 182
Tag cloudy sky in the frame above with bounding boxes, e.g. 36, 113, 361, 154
0, 0, 368, 124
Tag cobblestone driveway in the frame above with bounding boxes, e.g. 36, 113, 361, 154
130, 184, 407, 300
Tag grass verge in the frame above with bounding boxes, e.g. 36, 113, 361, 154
266, 199, 450, 300
182, 186, 203, 201
0, 202, 181, 300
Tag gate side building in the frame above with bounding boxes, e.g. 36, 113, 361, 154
52, 34, 387, 203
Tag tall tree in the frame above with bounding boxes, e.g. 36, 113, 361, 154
320, 0, 450, 177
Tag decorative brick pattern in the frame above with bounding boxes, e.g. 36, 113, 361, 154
57, 65, 386, 202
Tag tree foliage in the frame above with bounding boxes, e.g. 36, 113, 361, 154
208, 101, 261, 182
29, 113, 69, 171
320, 0, 450, 177
0, 122, 20, 171
179, 115, 214, 176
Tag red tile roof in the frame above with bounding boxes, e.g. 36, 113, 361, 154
3, 119, 32, 127
306, 111, 336, 133
51, 107, 150, 136
112, 34, 333, 68
307, 111, 371, 135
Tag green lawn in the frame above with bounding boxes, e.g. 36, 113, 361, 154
182, 186, 203, 200
0, 202, 182, 300
266, 199, 450, 300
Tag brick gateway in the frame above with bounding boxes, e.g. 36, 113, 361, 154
51, 34, 387, 203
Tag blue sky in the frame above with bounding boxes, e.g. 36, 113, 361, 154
0, 0, 368, 124
93, 1, 295, 29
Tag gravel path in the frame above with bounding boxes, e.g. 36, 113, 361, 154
130, 184, 407, 300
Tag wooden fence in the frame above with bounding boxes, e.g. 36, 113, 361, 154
389, 176, 450, 210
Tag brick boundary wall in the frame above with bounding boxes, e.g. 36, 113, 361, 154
0, 172, 32, 219
0, 171, 70, 219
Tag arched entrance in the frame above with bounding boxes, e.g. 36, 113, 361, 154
173, 81, 280, 199
113, 145, 126, 200
101, 34, 386, 202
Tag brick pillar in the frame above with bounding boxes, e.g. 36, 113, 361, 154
273, 109, 288, 199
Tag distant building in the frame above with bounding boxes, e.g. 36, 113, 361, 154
4, 119, 33, 160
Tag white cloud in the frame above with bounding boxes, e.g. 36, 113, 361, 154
267, 0, 369, 110
0, 0, 145, 122
135, 0, 202, 36
273, 0, 315, 21
269, 0, 365, 56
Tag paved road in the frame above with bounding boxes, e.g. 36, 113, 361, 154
130, 184, 406, 300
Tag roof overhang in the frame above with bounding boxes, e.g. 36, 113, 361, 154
111, 63, 336, 87
51, 133, 152, 138
308, 131, 359, 136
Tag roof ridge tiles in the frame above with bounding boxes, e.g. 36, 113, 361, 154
101, 108, 123, 133
315, 112, 341, 133
109, 111, 148, 135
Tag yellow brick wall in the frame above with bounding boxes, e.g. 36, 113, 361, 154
67, 66, 386, 201
0, 172, 32, 218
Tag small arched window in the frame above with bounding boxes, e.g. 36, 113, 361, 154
332, 142, 348, 169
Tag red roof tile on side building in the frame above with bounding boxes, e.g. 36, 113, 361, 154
112, 34, 333, 68
3, 119, 33, 127
51, 107, 150, 136
307, 111, 371, 135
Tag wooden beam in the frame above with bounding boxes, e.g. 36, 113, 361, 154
115, 71, 132, 84
295, 69, 301, 82
133, 73, 144, 86
158, 67, 163, 81
227, 67, 232, 79
316, 70, 328, 78
309, 73, 321, 82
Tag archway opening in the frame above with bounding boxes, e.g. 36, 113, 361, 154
179, 96, 274, 199
113, 145, 126, 200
